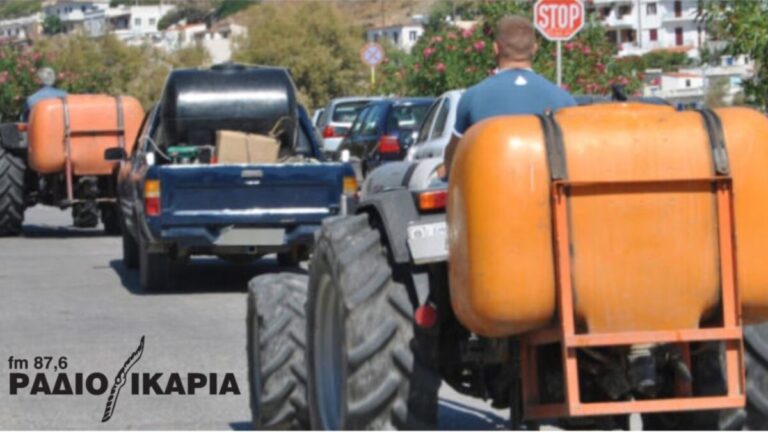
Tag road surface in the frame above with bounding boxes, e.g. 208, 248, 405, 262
0, 206, 510, 429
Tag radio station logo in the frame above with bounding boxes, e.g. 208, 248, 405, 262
7, 336, 240, 422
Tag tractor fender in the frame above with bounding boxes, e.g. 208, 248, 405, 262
0, 123, 26, 151
356, 188, 418, 265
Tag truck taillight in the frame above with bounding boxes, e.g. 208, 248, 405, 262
144, 180, 161, 216
417, 189, 447, 212
343, 176, 357, 195
379, 135, 400, 154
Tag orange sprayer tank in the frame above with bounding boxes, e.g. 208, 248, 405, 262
448, 104, 768, 338
27, 95, 144, 176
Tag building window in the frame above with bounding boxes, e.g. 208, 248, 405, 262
134, 18, 141, 27
392, 31, 399, 44
685, 79, 691, 87
675, 27, 683, 45
618, 5, 631, 18
373, 34, 379, 42
149, 18, 156, 26
409, 30, 417, 41
600, 7, 610, 18
646, 3, 657, 15
649, 29, 658, 41
674, 0, 682, 17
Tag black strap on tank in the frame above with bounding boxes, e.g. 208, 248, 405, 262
115, 95, 125, 149
537, 113, 568, 181
697, 108, 730, 175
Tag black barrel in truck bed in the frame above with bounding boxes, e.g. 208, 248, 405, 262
159, 64, 298, 147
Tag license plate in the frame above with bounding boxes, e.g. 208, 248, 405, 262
407, 220, 448, 264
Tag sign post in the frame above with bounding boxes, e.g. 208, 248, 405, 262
533, 0, 585, 87
360, 43, 384, 87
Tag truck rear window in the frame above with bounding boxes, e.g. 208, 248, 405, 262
332, 101, 370, 124
387, 104, 430, 132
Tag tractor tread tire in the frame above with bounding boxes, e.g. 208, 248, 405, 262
0, 147, 25, 236
307, 214, 440, 430
247, 273, 309, 430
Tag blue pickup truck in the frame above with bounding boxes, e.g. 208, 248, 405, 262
105, 64, 357, 291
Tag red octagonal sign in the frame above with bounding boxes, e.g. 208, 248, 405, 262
534, 0, 585, 41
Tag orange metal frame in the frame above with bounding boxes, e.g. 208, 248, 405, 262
519, 177, 745, 419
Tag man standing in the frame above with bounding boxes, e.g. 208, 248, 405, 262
444, 15, 576, 174
23, 67, 67, 121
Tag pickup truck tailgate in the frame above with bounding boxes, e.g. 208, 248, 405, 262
153, 163, 348, 227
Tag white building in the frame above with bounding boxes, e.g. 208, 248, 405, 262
366, 21, 424, 53
644, 55, 753, 107
127, 4, 175, 36
0, 14, 42, 44
43, 0, 109, 34
43, 1, 173, 39
197, 22, 247, 64
591, 0, 706, 58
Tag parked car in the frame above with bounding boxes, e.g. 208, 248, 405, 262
311, 108, 324, 128
406, 89, 464, 161
316, 96, 381, 155
338, 97, 434, 177
107, 64, 357, 291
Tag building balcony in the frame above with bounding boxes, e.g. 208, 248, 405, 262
662, 11, 700, 23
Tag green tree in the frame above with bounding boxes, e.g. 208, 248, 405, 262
233, 1, 366, 108
158, 7, 209, 30
34, 34, 209, 108
214, 0, 257, 19
704, 0, 768, 110
42, 15, 62, 36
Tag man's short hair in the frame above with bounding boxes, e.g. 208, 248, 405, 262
37, 67, 56, 86
495, 15, 537, 61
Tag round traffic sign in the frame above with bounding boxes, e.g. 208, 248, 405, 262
360, 43, 384, 67
534, 0, 585, 41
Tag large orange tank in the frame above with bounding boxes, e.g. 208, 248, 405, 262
28, 95, 144, 176
448, 104, 768, 338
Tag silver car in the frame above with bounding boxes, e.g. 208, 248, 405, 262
317, 96, 382, 155
406, 89, 464, 161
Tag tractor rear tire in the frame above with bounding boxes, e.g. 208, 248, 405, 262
0, 147, 25, 236
247, 273, 309, 430
72, 201, 98, 228
306, 214, 440, 430
736, 323, 768, 429
643, 325, 768, 430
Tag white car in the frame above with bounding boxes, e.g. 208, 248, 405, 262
317, 96, 382, 155
406, 89, 464, 161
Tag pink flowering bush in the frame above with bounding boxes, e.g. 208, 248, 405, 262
376, 2, 641, 98
0, 46, 47, 121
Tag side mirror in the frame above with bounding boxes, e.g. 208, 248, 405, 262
104, 147, 127, 161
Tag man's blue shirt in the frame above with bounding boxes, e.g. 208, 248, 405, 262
453, 69, 576, 136
23, 86, 68, 119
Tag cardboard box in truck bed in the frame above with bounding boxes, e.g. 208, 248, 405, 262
215, 130, 279, 164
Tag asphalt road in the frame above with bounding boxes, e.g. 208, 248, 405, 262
0, 206, 510, 430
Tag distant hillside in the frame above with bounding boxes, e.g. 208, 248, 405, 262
259, 0, 437, 28
0, 0, 42, 20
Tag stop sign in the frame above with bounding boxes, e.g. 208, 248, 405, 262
534, 0, 585, 41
